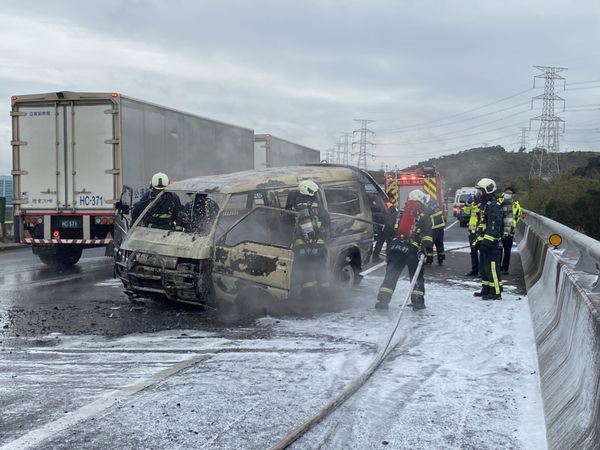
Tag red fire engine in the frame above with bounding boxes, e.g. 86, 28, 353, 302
384, 166, 447, 216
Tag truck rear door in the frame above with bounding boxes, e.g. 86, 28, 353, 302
70, 103, 115, 211
18, 105, 65, 210
17, 101, 115, 212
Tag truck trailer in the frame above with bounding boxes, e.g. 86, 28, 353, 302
253, 134, 320, 169
11, 91, 255, 266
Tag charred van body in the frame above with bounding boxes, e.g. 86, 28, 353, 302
116, 165, 388, 310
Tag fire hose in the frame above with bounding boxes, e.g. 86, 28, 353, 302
269, 254, 426, 450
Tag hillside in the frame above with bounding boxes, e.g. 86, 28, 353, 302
404, 146, 599, 195
368, 147, 600, 238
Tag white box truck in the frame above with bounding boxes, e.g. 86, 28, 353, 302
11, 91, 254, 266
254, 134, 320, 169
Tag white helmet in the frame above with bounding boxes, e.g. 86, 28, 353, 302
150, 172, 169, 190
408, 189, 428, 204
299, 179, 319, 196
475, 178, 497, 194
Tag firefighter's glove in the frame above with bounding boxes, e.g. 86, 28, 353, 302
479, 239, 496, 250
422, 245, 433, 264
302, 230, 316, 242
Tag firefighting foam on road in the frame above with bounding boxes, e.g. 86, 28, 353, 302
0, 160, 550, 450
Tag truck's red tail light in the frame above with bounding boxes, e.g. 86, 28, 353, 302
52, 230, 60, 238
111, 92, 119, 98
95, 216, 115, 225
11, 95, 17, 102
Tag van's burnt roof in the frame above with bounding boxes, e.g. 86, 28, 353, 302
168, 165, 371, 193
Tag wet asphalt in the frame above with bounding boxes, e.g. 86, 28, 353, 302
0, 218, 526, 339
0, 247, 222, 338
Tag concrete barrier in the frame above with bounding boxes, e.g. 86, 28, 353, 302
518, 210, 600, 449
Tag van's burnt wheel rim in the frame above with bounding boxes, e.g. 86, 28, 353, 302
338, 263, 356, 286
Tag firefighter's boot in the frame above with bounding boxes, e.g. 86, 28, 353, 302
375, 287, 393, 310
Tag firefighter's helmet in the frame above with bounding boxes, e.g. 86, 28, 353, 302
299, 180, 319, 196
475, 178, 497, 194
150, 172, 169, 190
408, 189, 428, 204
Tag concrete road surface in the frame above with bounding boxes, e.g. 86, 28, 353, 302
0, 220, 546, 449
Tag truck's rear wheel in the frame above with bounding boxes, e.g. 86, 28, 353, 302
56, 247, 83, 266
37, 254, 58, 265
37, 247, 83, 267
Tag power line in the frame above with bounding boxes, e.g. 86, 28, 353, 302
377, 107, 536, 145
378, 120, 530, 146
377, 87, 535, 133
375, 131, 517, 159
378, 99, 533, 135
567, 77, 600, 86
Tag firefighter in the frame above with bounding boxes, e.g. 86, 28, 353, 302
463, 192, 480, 276
371, 192, 398, 263
499, 187, 522, 275
131, 172, 170, 223
427, 197, 446, 265
288, 180, 331, 299
376, 189, 433, 311
133, 172, 181, 230
473, 178, 503, 300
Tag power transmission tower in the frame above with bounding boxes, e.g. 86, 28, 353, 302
518, 127, 529, 152
340, 132, 352, 165
529, 65, 567, 179
352, 119, 375, 170
324, 147, 336, 163
335, 140, 343, 164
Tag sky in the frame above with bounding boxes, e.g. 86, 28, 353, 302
1, 0, 599, 174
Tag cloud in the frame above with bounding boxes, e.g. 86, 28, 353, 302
0, 0, 599, 175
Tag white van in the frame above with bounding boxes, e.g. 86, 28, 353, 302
453, 187, 476, 226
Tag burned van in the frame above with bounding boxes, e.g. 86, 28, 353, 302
115, 165, 388, 308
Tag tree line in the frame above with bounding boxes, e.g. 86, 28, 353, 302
371, 146, 600, 239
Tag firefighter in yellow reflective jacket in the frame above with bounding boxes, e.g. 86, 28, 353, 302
499, 187, 522, 275
473, 178, 504, 300
376, 189, 433, 311
288, 180, 331, 299
463, 193, 480, 276
426, 198, 446, 265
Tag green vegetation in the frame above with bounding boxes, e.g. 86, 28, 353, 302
405, 146, 597, 195
370, 146, 600, 239
515, 159, 600, 239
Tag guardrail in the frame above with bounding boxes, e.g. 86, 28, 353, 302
523, 209, 600, 292
518, 209, 600, 450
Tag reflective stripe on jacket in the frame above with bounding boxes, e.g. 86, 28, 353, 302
476, 196, 503, 243
463, 202, 480, 234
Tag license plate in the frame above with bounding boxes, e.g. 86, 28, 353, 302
60, 218, 81, 228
